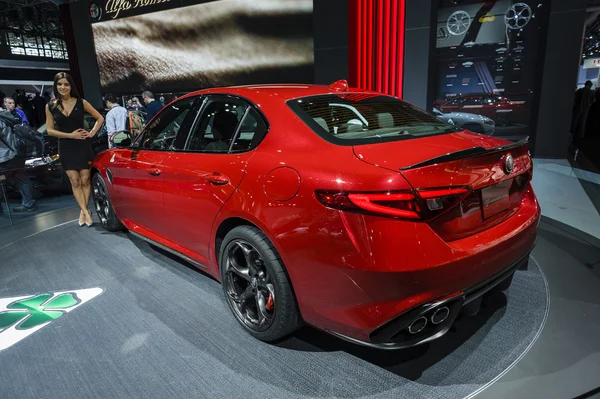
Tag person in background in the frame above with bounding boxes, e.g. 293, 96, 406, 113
104, 93, 129, 148
142, 91, 163, 123
0, 110, 36, 212
4, 97, 28, 125
572, 80, 595, 141
32, 92, 48, 127
131, 97, 145, 112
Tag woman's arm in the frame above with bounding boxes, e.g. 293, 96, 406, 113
45, 104, 86, 139
83, 99, 105, 137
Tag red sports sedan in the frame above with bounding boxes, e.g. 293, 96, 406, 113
91, 81, 540, 349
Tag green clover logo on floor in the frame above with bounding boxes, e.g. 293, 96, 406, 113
0, 288, 103, 351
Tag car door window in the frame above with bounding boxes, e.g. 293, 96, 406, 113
230, 107, 268, 152
462, 97, 481, 106
447, 98, 463, 106
186, 98, 247, 153
139, 97, 196, 151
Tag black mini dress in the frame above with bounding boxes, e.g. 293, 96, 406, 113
52, 98, 94, 171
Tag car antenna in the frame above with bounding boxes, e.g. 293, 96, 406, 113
329, 80, 349, 92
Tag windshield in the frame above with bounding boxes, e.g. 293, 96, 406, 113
287, 94, 459, 145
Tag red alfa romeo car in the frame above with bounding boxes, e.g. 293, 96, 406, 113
91, 81, 540, 349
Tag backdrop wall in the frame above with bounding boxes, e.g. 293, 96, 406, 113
89, 0, 314, 95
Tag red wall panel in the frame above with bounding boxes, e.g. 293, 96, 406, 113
348, 0, 406, 97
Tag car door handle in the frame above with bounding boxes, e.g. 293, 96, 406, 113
206, 173, 229, 185
148, 168, 162, 176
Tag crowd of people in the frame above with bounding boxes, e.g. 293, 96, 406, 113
0, 73, 166, 221
0, 89, 51, 129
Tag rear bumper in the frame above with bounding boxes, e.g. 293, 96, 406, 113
327, 252, 530, 350
292, 188, 540, 344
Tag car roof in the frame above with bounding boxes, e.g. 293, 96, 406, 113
178, 83, 386, 103
454, 93, 501, 98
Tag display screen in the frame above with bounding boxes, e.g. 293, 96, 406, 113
91, 0, 314, 94
433, 0, 549, 141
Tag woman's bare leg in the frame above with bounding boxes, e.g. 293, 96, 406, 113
79, 169, 93, 225
80, 169, 91, 209
66, 170, 88, 214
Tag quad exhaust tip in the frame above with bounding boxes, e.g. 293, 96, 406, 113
431, 306, 450, 325
407, 316, 428, 334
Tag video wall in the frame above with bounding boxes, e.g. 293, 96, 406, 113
90, 0, 314, 94
433, 0, 549, 141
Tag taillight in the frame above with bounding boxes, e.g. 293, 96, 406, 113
417, 187, 470, 220
315, 187, 470, 221
315, 191, 421, 219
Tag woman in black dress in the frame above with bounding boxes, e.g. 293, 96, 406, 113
45, 72, 104, 227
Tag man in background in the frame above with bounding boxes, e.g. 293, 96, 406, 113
142, 91, 163, 123
104, 93, 129, 148
4, 97, 28, 125
32, 92, 47, 127
572, 80, 595, 141
0, 110, 36, 213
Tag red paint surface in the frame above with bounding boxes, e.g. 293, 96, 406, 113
265, 167, 301, 202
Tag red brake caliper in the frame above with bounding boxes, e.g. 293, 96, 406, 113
266, 294, 274, 311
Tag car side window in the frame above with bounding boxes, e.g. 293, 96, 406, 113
462, 97, 481, 106
186, 98, 248, 153
139, 97, 196, 151
230, 107, 267, 152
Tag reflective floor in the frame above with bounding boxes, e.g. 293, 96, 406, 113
0, 159, 599, 398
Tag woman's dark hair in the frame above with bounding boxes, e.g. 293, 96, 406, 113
52, 72, 80, 111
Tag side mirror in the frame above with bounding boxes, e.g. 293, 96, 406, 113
111, 130, 133, 148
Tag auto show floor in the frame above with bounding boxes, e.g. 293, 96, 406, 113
0, 210, 599, 399
0, 195, 77, 229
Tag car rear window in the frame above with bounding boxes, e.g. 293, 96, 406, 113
287, 93, 459, 145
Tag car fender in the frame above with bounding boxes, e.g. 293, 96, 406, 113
209, 189, 285, 269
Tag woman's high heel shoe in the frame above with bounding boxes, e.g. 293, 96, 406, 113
85, 210, 94, 227
78, 211, 85, 227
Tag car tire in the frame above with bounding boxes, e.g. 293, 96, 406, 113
220, 225, 301, 342
92, 173, 124, 232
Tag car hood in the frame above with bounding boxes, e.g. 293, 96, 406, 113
352, 130, 509, 171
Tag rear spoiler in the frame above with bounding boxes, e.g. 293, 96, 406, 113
399, 137, 529, 171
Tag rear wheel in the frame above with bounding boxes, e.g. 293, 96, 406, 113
220, 225, 300, 342
92, 173, 123, 232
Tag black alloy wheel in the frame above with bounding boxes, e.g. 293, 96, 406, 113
224, 240, 276, 331
92, 173, 123, 232
220, 225, 300, 342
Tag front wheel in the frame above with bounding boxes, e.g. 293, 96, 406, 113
220, 225, 300, 342
92, 173, 124, 232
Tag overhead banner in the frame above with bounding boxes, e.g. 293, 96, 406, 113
88, 0, 218, 22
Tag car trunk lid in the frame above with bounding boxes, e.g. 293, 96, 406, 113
353, 131, 533, 241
